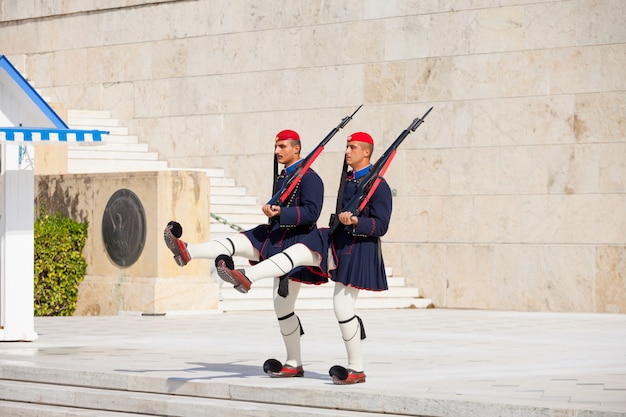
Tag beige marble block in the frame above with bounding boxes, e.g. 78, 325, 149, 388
574, 0, 626, 45
470, 96, 575, 147
596, 246, 626, 313
601, 44, 626, 91
523, 1, 576, 50
406, 58, 454, 102
473, 196, 524, 243
382, 242, 447, 308
548, 47, 603, 95
492, 244, 547, 311
24, 53, 55, 87
398, 149, 450, 196
445, 244, 496, 309
574, 92, 626, 143
364, 62, 407, 103
75, 275, 218, 316
429, 9, 474, 56
541, 245, 597, 312
425, 196, 474, 243
599, 142, 626, 193
473, 5, 525, 54
53, 49, 89, 86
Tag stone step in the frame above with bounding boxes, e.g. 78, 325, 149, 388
99, 134, 140, 144
214, 264, 432, 312
67, 116, 120, 127
210, 213, 267, 225
67, 149, 160, 160
66, 110, 165, 173
210, 177, 236, 187
203, 168, 226, 178
210, 185, 248, 196
67, 143, 149, 152
0, 400, 154, 417
227, 274, 404, 287
0, 379, 387, 417
74, 125, 129, 135
210, 204, 264, 214
68, 159, 168, 172
68, 109, 111, 119
221, 283, 417, 297
211, 195, 259, 206
164, 167, 225, 178
210, 222, 264, 234
220, 296, 432, 311
218, 283, 430, 311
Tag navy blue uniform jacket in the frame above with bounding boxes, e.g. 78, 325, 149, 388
243, 163, 328, 284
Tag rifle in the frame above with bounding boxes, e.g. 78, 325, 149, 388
329, 106, 433, 233
267, 104, 363, 206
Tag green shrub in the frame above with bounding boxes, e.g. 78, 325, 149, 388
34, 212, 88, 316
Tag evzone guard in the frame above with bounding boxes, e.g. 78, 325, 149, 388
164, 107, 361, 379
218, 131, 392, 384
165, 107, 431, 384
218, 108, 432, 384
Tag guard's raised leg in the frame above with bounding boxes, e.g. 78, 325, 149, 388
163, 222, 258, 268
216, 243, 320, 291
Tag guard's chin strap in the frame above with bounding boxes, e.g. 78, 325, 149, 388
338, 315, 366, 340
278, 311, 304, 336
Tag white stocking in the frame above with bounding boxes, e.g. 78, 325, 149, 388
273, 279, 302, 368
333, 282, 363, 372
186, 234, 259, 260
245, 243, 320, 283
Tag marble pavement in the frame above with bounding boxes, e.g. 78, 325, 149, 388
1, 308, 625, 416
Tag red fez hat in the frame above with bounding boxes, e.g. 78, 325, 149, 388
347, 131, 374, 145
276, 129, 300, 142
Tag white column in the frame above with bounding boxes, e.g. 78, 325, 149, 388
0, 142, 38, 341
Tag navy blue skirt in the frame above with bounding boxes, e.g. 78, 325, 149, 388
328, 228, 388, 291
296, 227, 388, 291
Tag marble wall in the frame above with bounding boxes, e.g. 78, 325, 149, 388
2, 0, 624, 312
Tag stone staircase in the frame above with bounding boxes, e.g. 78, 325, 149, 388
66, 109, 432, 311
66, 109, 168, 173
0, 378, 403, 417
218, 269, 431, 311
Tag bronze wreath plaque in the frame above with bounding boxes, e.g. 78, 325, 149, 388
102, 188, 146, 267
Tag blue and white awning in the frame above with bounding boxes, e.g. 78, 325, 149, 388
0, 127, 107, 142
1, 55, 107, 145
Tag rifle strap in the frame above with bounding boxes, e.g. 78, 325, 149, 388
272, 154, 279, 196
334, 155, 349, 214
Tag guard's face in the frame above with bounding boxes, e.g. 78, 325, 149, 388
345, 141, 371, 170
275, 140, 300, 166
